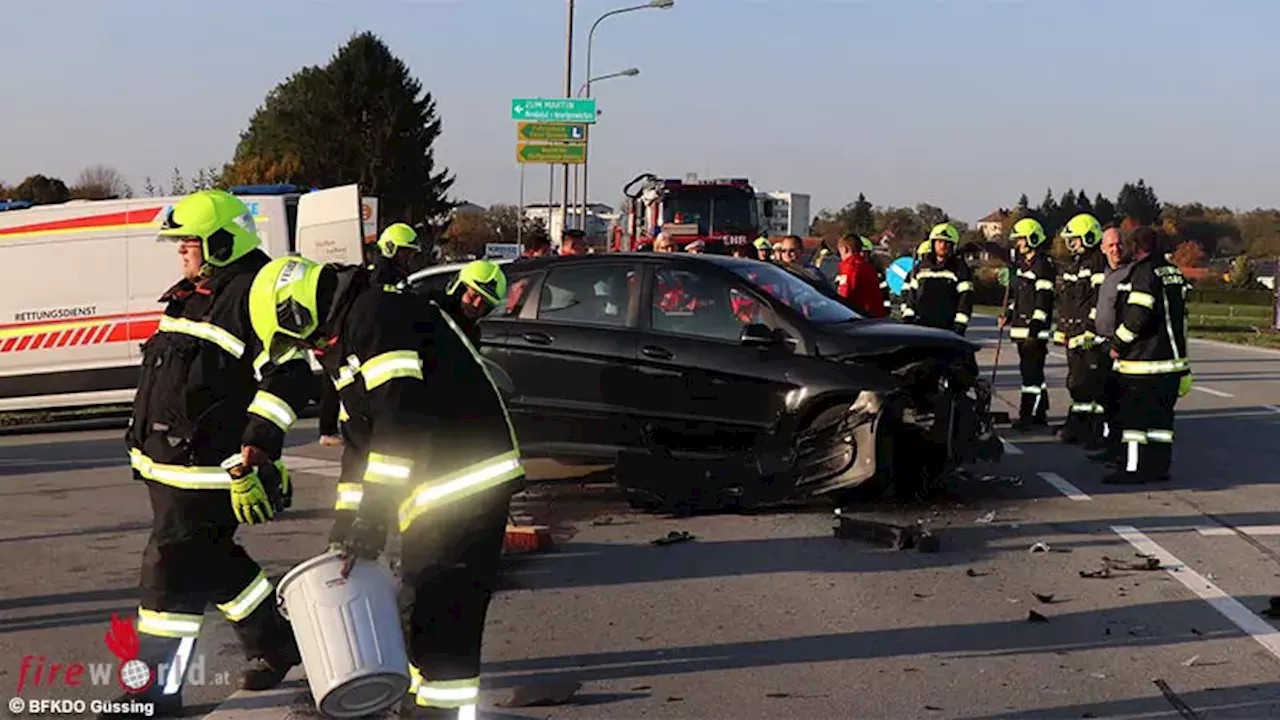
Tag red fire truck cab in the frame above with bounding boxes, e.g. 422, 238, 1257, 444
614, 174, 760, 252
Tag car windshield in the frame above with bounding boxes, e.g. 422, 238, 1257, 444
730, 261, 863, 324
662, 188, 757, 235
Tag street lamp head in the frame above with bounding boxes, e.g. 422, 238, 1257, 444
621, 67, 641, 76
648, 0, 675, 8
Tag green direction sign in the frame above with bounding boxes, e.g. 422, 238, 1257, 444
511, 98, 597, 123
518, 122, 586, 142
517, 143, 587, 164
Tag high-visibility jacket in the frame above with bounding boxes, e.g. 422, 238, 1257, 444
877, 266, 892, 313
1111, 255, 1189, 377
1004, 251, 1056, 342
834, 254, 887, 318
321, 280, 523, 541
903, 254, 974, 332
126, 250, 313, 505
1055, 248, 1108, 348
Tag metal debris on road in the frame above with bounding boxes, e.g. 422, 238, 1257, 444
833, 511, 940, 552
1029, 541, 1051, 553
1032, 592, 1055, 604
500, 680, 583, 708
1181, 655, 1200, 667
652, 530, 696, 546
1027, 610, 1049, 623
976, 510, 997, 524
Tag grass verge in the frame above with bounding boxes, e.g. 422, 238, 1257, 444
0, 404, 132, 429
975, 303, 1280, 348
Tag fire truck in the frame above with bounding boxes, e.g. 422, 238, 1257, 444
613, 174, 760, 252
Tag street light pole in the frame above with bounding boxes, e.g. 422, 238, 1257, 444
560, 0, 575, 242
578, 0, 674, 237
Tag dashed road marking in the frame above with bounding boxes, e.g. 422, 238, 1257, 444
1037, 471, 1091, 501
1048, 350, 1066, 360
1112, 525, 1280, 663
1000, 438, 1023, 455
281, 454, 342, 478
1198, 525, 1280, 537
1192, 385, 1235, 398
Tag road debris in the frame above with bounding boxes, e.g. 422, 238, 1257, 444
504, 524, 553, 554
1181, 655, 1200, 667
1027, 610, 1049, 623
1079, 566, 1113, 579
500, 680, 583, 708
765, 693, 791, 699
976, 511, 997, 524
652, 530, 696, 546
1261, 597, 1280, 618
833, 512, 940, 552
1154, 678, 1204, 720
1029, 542, 1051, 553
1032, 592, 1056, 604
965, 568, 988, 577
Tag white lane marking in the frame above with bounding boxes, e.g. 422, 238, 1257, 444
1198, 525, 1280, 537
1178, 407, 1280, 421
1037, 471, 1092, 501
1189, 337, 1280, 357
1112, 525, 1280, 662
1048, 351, 1066, 360
1000, 438, 1023, 455
1264, 406, 1280, 414
1192, 385, 1235, 398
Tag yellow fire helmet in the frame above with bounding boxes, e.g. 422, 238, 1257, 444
248, 255, 327, 364
1061, 213, 1102, 250
156, 189, 262, 268
377, 222, 422, 258
928, 222, 960, 246
447, 259, 508, 307
1010, 217, 1047, 248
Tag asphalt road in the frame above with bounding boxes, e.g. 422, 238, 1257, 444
3, 314, 1280, 719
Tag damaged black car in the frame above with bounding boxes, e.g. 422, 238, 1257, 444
408, 253, 1004, 512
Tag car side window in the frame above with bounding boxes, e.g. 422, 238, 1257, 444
493, 274, 534, 319
650, 267, 769, 342
535, 265, 633, 328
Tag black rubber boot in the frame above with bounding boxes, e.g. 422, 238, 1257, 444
233, 602, 301, 691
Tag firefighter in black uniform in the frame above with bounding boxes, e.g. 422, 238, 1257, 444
902, 223, 974, 334
1104, 226, 1193, 484
1000, 218, 1056, 431
1055, 213, 1110, 446
117, 190, 313, 718
247, 255, 523, 720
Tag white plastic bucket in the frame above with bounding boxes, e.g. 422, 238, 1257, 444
278, 550, 410, 718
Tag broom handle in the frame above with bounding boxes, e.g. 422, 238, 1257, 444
989, 278, 1012, 386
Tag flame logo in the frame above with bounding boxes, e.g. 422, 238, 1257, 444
104, 614, 152, 693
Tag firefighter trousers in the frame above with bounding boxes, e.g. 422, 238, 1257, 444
400, 486, 512, 719
133, 482, 292, 702
1016, 339, 1049, 422
1065, 344, 1107, 443
1097, 345, 1122, 454
1114, 373, 1181, 480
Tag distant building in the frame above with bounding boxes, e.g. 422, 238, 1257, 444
758, 192, 811, 237
451, 201, 487, 216
976, 208, 1010, 239
522, 203, 614, 246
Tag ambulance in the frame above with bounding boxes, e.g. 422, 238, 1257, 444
0, 184, 372, 413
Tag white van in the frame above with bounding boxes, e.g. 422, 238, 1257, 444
0, 184, 369, 413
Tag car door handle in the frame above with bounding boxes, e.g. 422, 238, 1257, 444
641, 345, 673, 360
522, 331, 553, 346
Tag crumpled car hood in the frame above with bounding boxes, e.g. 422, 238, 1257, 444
813, 318, 980, 360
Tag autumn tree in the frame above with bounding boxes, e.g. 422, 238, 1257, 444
1170, 241, 1207, 271
71, 165, 131, 200
10, 174, 71, 205
225, 32, 454, 225
444, 209, 497, 258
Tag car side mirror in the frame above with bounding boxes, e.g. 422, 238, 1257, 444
740, 323, 779, 347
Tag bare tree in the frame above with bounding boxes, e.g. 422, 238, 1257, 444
71, 165, 129, 200
143, 177, 157, 197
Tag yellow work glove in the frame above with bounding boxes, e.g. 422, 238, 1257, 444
1178, 372, 1193, 398
229, 465, 275, 525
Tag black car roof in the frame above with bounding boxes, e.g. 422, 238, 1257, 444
506, 252, 765, 272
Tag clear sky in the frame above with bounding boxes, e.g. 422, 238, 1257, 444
2, 0, 1276, 222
